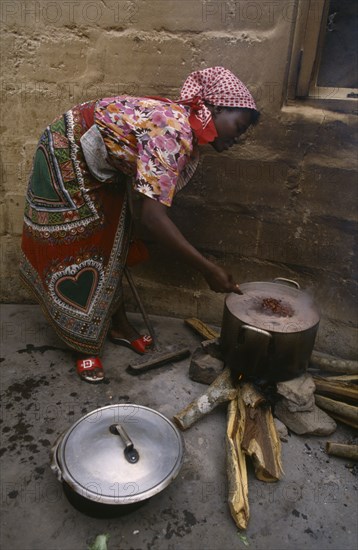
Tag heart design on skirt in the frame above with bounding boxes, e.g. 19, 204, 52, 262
55, 267, 99, 313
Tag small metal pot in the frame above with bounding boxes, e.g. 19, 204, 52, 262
51, 404, 184, 517
220, 278, 320, 383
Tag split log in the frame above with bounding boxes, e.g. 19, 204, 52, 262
184, 317, 220, 340
173, 368, 237, 430
313, 376, 358, 404
241, 389, 283, 482
310, 351, 358, 374
315, 395, 358, 429
325, 442, 358, 461
226, 398, 249, 530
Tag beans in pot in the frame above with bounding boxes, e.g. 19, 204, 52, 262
261, 297, 294, 317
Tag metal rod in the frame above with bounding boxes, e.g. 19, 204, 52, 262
124, 267, 157, 348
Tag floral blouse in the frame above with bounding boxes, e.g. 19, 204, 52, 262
94, 96, 199, 207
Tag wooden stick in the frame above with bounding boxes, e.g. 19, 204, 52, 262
313, 376, 358, 404
321, 412, 358, 430
315, 395, 358, 429
184, 317, 220, 340
173, 368, 237, 430
325, 374, 358, 382
310, 351, 358, 374
325, 442, 358, 461
124, 267, 157, 348
226, 397, 250, 530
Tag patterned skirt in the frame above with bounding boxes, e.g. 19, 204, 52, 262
20, 101, 131, 354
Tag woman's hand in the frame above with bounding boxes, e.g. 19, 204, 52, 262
202, 263, 242, 294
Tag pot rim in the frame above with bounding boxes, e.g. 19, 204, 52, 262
225, 280, 320, 334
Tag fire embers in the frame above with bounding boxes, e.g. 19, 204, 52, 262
261, 297, 294, 317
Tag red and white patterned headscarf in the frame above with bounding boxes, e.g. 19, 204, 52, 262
179, 66, 257, 144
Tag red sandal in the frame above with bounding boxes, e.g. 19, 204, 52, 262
76, 357, 105, 383
108, 334, 153, 355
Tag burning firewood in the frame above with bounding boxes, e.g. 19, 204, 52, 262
180, 315, 357, 529
226, 397, 249, 530
315, 395, 358, 429
173, 368, 237, 430
241, 382, 266, 408
325, 442, 358, 461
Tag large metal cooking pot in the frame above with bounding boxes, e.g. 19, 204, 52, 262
51, 404, 184, 517
220, 278, 320, 383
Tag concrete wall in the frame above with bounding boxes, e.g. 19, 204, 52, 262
1, 1, 357, 357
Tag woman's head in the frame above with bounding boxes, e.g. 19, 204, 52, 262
206, 104, 260, 152
179, 66, 259, 148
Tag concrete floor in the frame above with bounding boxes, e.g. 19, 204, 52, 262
0, 304, 357, 550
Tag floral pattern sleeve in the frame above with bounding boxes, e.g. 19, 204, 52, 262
95, 97, 196, 207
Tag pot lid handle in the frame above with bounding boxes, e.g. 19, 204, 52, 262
273, 277, 300, 290
110, 423, 140, 464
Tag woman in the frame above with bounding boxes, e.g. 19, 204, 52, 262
20, 66, 259, 383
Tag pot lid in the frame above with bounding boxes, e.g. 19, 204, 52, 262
226, 280, 320, 333
55, 404, 184, 505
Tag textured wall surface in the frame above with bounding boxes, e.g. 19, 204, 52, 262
1, 0, 357, 357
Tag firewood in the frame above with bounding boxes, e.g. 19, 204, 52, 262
310, 351, 358, 374
173, 368, 237, 430
325, 442, 358, 461
315, 395, 358, 429
326, 374, 358, 382
320, 412, 358, 430
313, 376, 358, 404
184, 317, 220, 340
240, 392, 284, 482
226, 397, 249, 530
241, 382, 266, 408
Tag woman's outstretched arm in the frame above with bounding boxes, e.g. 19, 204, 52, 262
140, 196, 242, 294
